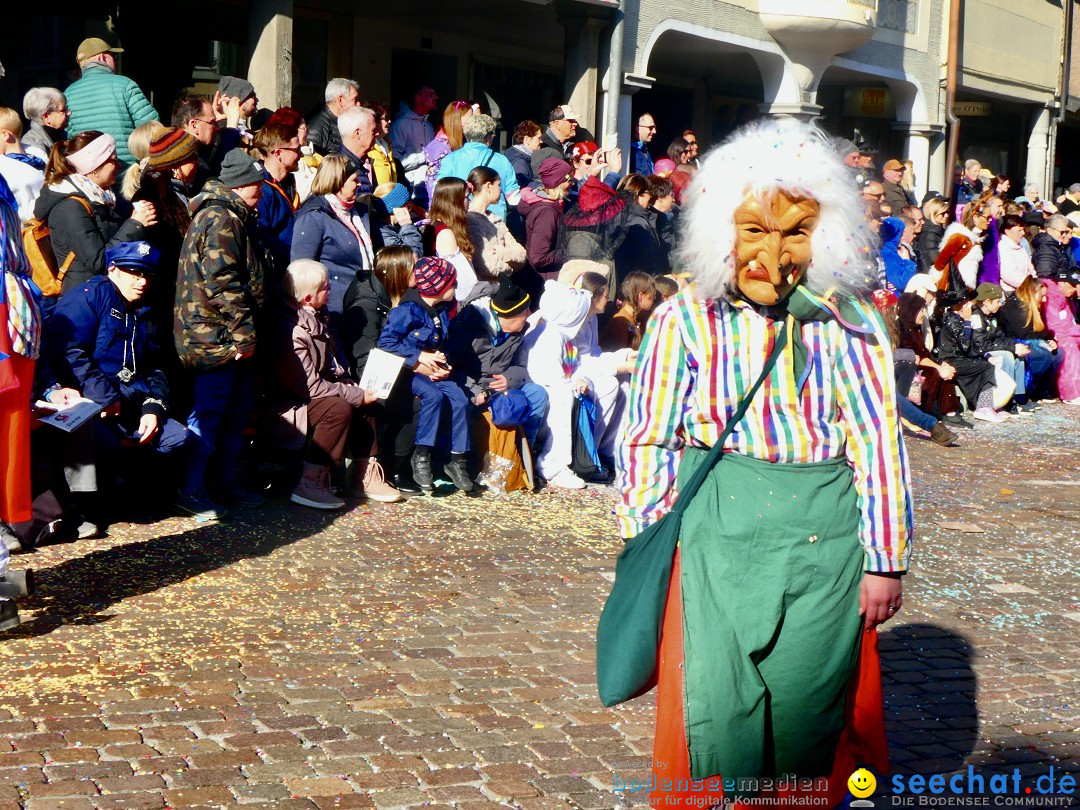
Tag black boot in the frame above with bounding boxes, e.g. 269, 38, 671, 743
410, 447, 434, 491
444, 452, 474, 493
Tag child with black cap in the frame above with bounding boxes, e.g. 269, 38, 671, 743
377, 257, 475, 492
450, 273, 549, 450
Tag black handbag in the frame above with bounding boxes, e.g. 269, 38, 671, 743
596, 322, 790, 707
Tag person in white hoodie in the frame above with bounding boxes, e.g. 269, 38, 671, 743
996, 213, 1036, 293
522, 278, 634, 489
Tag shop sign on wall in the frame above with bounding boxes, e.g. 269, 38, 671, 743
842, 87, 896, 118
952, 101, 992, 116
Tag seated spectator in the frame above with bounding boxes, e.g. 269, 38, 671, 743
934, 201, 989, 292
0, 107, 45, 223
369, 183, 422, 256
1001, 276, 1064, 402
366, 102, 398, 187
917, 195, 949, 269
436, 113, 520, 221
519, 158, 572, 281
997, 213, 1036, 293
1042, 269, 1080, 404
45, 242, 190, 514
174, 149, 268, 520
881, 216, 917, 292
653, 274, 680, 302
505, 119, 542, 190
937, 288, 1006, 422
291, 154, 375, 329
21, 87, 69, 162
600, 271, 656, 352
614, 173, 665, 282
253, 123, 302, 285
377, 257, 475, 493
449, 273, 549, 451
343, 246, 423, 494
969, 282, 1033, 415
465, 166, 526, 281
269, 259, 398, 510
897, 292, 963, 426
423, 101, 472, 205
423, 177, 478, 301
522, 279, 633, 490
34, 131, 157, 294
1033, 214, 1076, 279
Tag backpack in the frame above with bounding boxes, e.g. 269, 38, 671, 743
22, 197, 93, 298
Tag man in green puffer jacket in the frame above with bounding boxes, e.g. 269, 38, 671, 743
65, 38, 158, 170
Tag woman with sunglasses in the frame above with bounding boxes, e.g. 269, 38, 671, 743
34, 130, 157, 297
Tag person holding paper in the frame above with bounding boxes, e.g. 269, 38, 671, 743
268, 259, 402, 510
44, 241, 190, 522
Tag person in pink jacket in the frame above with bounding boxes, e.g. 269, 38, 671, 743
1043, 268, 1080, 403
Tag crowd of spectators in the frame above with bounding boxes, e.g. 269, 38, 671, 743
2, 37, 1078, 632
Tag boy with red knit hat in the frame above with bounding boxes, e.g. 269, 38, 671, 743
377, 257, 474, 493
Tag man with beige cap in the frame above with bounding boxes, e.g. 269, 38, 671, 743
881, 157, 910, 216
65, 36, 159, 170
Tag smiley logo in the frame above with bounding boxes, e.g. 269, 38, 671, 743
848, 768, 876, 798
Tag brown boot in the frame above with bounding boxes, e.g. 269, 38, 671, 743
290, 463, 346, 510
351, 457, 403, 503
930, 422, 958, 447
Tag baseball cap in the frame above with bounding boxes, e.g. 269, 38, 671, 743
974, 282, 1003, 303
554, 104, 581, 122
883, 159, 904, 172
1053, 268, 1080, 284
77, 37, 123, 63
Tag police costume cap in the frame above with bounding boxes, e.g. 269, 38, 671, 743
106, 241, 161, 272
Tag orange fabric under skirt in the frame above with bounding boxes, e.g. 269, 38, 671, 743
0, 354, 35, 524
651, 550, 890, 809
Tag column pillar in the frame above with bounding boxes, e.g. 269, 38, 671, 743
1026, 105, 1052, 190
557, 1, 614, 137
893, 122, 944, 201
248, 0, 294, 110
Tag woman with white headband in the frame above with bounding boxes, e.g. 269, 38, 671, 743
33, 130, 157, 297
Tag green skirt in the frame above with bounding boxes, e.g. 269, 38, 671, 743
677, 450, 865, 785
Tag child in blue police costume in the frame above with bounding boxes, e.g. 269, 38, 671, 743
44, 241, 190, 502
449, 273, 548, 449
377, 256, 474, 493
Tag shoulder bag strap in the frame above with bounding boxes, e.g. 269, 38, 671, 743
670, 318, 790, 513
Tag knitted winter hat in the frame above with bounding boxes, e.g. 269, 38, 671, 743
490, 273, 530, 317
414, 257, 456, 298
538, 157, 572, 189
219, 150, 264, 188
147, 127, 199, 171
218, 76, 256, 102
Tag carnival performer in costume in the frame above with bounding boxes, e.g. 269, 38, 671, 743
600, 119, 914, 808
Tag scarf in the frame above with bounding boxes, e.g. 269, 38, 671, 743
325, 194, 374, 268
61, 173, 116, 209
6, 153, 46, 172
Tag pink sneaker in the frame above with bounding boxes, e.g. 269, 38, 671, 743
972, 407, 1008, 423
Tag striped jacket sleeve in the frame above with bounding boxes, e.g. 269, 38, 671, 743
833, 301, 914, 573
614, 301, 695, 539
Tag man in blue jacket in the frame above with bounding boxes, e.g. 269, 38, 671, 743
46, 241, 189, 491
65, 38, 159, 170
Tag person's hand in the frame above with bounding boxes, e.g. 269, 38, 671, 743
860, 572, 903, 632
938, 362, 956, 381
235, 346, 254, 361
1015, 344, 1031, 357
475, 391, 488, 406
101, 401, 122, 419
211, 91, 226, 121
419, 350, 447, 367
221, 95, 241, 128
131, 200, 157, 227
1048, 339, 1058, 351
392, 207, 412, 227
604, 146, 623, 174
362, 389, 378, 405
488, 373, 509, 393
47, 387, 82, 406
959, 300, 974, 319
137, 413, 160, 444
617, 350, 639, 374
573, 377, 590, 395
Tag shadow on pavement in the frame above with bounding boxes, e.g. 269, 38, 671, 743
3, 503, 336, 640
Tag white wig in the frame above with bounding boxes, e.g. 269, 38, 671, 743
678, 119, 877, 302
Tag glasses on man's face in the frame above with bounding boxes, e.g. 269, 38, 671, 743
641, 124, 656, 131
276, 146, 302, 154
193, 118, 216, 128
864, 192, 885, 200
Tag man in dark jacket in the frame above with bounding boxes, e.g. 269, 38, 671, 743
171, 96, 244, 194
46, 241, 190, 484
306, 78, 360, 157
338, 107, 377, 199
449, 274, 548, 448
530, 105, 579, 176
1033, 214, 1078, 278
174, 150, 267, 520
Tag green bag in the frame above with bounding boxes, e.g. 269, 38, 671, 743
596, 322, 790, 707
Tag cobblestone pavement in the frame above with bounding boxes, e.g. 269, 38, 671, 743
1, 404, 1079, 809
